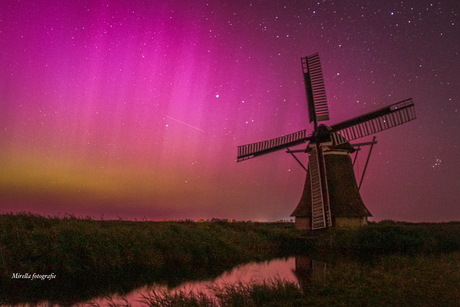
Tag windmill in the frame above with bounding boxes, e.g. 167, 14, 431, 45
236, 53, 416, 230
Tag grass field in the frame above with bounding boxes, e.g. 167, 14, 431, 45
0, 213, 305, 305
1, 213, 460, 306
0, 213, 304, 277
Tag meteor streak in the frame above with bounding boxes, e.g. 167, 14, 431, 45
165, 115, 204, 132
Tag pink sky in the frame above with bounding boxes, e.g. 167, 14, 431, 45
1, 0, 459, 221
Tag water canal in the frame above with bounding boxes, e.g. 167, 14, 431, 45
83, 256, 314, 306
4, 252, 460, 306
4, 255, 324, 306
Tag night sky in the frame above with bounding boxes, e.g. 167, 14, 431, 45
1, 0, 458, 222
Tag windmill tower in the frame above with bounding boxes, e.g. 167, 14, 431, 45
236, 53, 416, 230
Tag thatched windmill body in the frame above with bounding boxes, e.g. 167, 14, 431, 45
237, 53, 416, 230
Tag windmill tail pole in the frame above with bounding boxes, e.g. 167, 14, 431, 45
359, 136, 376, 190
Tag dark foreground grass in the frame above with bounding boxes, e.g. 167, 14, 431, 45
2, 213, 460, 305
0, 214, 306, 277
85, 252, 460, 307
0, 212, 303, 277
316, 220, 460, 256
0, 212, 306, 304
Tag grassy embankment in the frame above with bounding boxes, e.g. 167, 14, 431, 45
2, 213, 460, 306
0, 213, 304, 277
0, 212, 305, 304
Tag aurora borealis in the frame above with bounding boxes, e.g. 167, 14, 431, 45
1, 0, 459, 221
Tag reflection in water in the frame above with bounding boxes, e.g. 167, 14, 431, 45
85, 256, 325, 306
84, 258, 296, 306
293, 255, 327, 291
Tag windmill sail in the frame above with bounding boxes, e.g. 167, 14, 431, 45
309, 145, 332, 230
331, 98, 416, 142
302, 53, 330, 125
237, 129, 309, 162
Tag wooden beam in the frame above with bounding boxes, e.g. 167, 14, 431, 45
350, 141, 378, 147
286, 148, 308, 172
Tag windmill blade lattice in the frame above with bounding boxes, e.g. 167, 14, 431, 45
331, 98, 416, 142
303, 53, 330, 124
309, 145, 332, 230
237, 129, 309, 162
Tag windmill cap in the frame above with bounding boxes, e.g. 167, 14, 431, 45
312, 124, 332, 141
311, 124, 355, 153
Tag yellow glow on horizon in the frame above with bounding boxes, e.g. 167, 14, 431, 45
0, 151, 213, 210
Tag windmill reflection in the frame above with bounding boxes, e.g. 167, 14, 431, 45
293, 255, 327, 290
